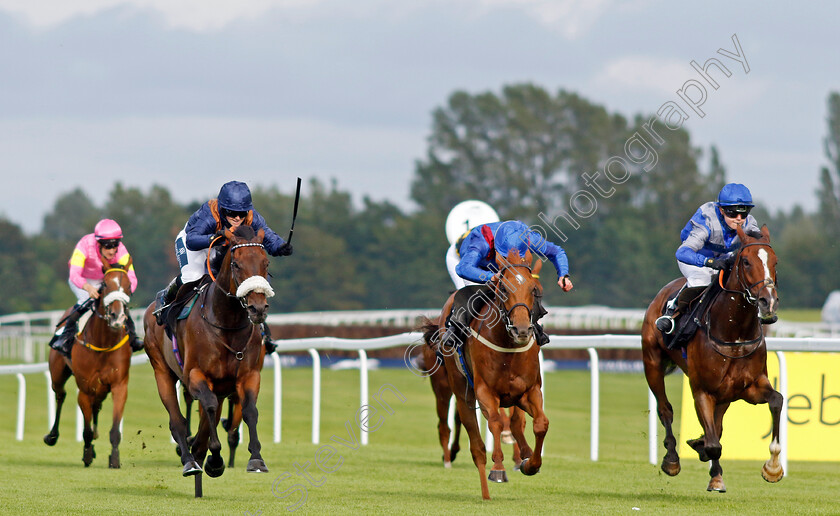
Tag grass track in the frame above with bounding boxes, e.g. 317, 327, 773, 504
1, 363, 839, 515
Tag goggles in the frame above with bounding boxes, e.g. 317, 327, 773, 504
224, 210, 248, 220
99, 239, 121, 250
721, 205, 751, 219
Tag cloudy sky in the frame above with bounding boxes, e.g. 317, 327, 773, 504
2, 0, 838, 234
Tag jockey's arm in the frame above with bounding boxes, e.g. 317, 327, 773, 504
676, 222, 710, 267
456, 250, 494, 284
251, 209, 287, 256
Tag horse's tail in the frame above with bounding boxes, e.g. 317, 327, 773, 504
418, 316, 441, 349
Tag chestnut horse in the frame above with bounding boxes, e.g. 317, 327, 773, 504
422, 249, 546, 500
642, 225, 783, 492
420, 338, 519, 468
44, 262, 135, 469
143, 225, 272, 492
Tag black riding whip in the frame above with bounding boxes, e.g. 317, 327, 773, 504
286, 177, 302, 244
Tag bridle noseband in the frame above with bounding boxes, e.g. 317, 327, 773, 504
96, 268, 131, 326
494, 263, 537, 336
722, 242, 776, 306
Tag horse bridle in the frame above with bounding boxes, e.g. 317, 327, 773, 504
721, 242, 777, 306
494, 263, 537, 336
95, 267, 131, 326
211, 241, 269, 309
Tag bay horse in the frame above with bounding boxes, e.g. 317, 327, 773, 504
642, 224, 783, 492
143, 225, 273, 492
422, 249, 546, 500
44, 261, 135, 469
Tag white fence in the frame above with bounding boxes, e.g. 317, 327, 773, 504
2, 307, 837, 364
3, 331, 840, 474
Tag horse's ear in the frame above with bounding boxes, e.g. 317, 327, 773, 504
257, 228, 265, 242
736, 224, 747, 243
760, 224, 771, 242
532, 256, 544, 276
224, 227, 234, 241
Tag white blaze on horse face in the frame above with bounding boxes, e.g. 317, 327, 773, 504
757, 248, 777, 312
515, 274, 524, 285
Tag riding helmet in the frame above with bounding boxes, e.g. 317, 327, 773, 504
716, 183, 754, 207
94, 219, 123, 240
217, 181, 253, 212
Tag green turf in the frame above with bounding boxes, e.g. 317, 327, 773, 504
1, 364, 838, 515
776, 309, 823, 323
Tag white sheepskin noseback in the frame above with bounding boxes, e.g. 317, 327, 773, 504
236, 275, 275, 298
103, 290, 131, 306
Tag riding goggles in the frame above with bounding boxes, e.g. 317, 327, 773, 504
722, 205, 751, 219
223, 209, 248, 220
99, 239, 121, 249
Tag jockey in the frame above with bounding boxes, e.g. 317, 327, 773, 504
48, 219, 143, 358
442, 220, 573, 348
153, 180, 292, 353
655, 183, 763, 336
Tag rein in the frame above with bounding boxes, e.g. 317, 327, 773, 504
495, 263, 536, 335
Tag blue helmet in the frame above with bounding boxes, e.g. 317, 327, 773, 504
494, 221, 532, 258
218, 181, 253, 212
716, 183, 754, 207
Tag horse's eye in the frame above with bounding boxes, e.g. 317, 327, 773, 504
742, 259, 751, 269
499, 285, 507, 295
231, 262, 240, 270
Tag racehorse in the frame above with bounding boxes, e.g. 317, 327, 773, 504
44, 262, 135, 469
420, 336, 520, 468
422, 249, 546, 500
642, 224, 783, 492
181, 393, 244, 468
143, 225, 273, 493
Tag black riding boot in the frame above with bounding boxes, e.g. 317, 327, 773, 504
262, 323, 276, 354
534, 295, 550, 346
49, 301, 90, 358
153, 276, 182, 325
655, 284, 687, 334
662, 286, 707, 348
440, 285, 492, 351
125, 314, 144, 352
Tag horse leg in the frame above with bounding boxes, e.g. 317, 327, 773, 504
152, 368, 200, 476
44, 358, 72, 446
238, 373, 269, 473
517, 385, 548, 476
643, 346, 681, 476
500, 407, 515, 445
189, 370, 225, 478
508, 407, 527, 470
475, 386, 507, 484
744, 377, 784, 482
454, 392, 490, 500
451, 407, 462, 463
108, 380, 128, 469
92, 400, 101, 440
227, 398, 242, 469
78, 392, 96, 467
434, 391, 453, 467
692, 391, 725, 492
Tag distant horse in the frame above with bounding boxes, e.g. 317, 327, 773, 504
642, 225, 783, 492
44, 262, 135, 469
143, 225, 272, 494
422, 249, 546, 500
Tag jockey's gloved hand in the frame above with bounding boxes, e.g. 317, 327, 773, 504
277, 242, 294, 256
705, 253, 735, 270
210, 230, 227, 245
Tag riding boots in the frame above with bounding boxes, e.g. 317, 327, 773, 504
262, 323, 276, 354
125, 315, 144, 352
49, 301, 91, 358
655, 285, 706, 335
153, 276, 182, 326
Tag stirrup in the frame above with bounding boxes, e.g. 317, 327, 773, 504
655, 315, 675, 335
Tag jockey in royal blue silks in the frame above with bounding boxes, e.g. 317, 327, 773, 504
655, 182, 763, 340
441, 220, 574, 348
153, 180, 293, 353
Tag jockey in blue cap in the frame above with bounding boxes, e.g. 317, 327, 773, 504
655, 183, 763, 338
442, 220, 573, 348
153, 180, 293, 353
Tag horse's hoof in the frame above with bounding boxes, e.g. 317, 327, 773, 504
247, 458, 269, 473
109, 452, 120, 469
83, 446, 95, 467
762, 463, 784, 483
661, 459, 681, 476
519, 457, 540, 476
488, 470, 508, 483
204, 455, 226, 478
707, 477, 726, 492
501, 430, 515, 445
687, 438, 710, 462
513, 461, 522, 472
43, 434, 58, 446
182, 460, 202, 477
443, 461, 452, 469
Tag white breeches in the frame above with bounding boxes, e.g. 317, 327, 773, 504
678, 261, 717, 287
446, 244, 479, 290
68, 278, 101, 304
176, 227, 210, 283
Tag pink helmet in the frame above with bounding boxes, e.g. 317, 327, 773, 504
94, 219, 123, 240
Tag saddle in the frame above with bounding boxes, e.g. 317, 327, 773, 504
662, 278, 723, 350
157, 276, 211, 340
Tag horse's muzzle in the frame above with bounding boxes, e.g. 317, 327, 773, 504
246, 304, 268, 325
508, 325, 534, 345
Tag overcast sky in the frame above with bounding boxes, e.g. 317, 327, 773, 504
2, 0, 838, 234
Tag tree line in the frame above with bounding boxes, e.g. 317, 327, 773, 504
2, 84, 838, 315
